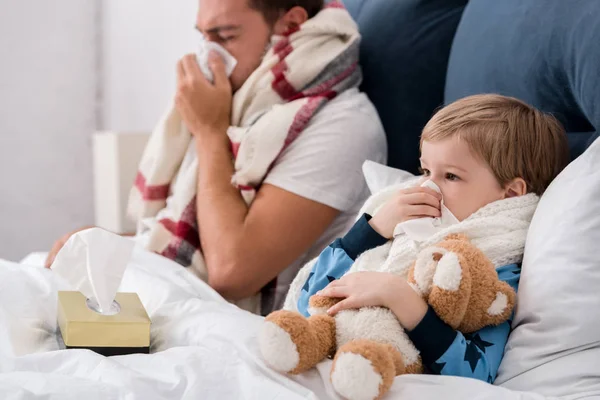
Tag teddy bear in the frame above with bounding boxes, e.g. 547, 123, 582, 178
259, 233, 516, 400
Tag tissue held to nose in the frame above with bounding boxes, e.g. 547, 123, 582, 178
393, 180, 460, 241
196, 37, 238, 84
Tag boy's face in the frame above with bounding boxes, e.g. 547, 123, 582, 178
420, 137, 508, 221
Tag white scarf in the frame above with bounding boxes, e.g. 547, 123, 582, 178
350, 179, 539, 277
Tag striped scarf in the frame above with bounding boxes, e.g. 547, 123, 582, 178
127, 2, 362, 313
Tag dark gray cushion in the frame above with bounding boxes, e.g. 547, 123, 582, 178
445, 0, 600, 160
344, 0, 468, 172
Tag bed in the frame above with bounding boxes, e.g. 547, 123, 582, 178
0, 249, 557, 400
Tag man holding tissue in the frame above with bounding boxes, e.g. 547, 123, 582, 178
46, 0, 387, 315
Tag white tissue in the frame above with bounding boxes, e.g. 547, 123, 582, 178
393, 180, 460, 242
52, 228, 134, 315
196, 38, 238, 84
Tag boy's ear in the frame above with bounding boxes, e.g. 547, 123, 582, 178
504, 178, 527, 198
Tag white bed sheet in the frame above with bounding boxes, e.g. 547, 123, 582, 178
0, 247, 560, 400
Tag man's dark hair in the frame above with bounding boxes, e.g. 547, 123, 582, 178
249, 0, 325, 23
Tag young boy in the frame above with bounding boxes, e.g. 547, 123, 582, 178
293, 94, 569, 382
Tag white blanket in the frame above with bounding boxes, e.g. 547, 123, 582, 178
0, 249, 554, 400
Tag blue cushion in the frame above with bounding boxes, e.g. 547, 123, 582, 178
343, 0, 468, 172
445, 0, 600, 160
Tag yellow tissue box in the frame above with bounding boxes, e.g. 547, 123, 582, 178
57, 291, 151, 356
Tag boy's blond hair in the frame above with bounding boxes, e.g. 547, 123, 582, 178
421, 94, 569, 195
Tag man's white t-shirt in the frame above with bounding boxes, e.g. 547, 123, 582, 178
260, 88, 387, 312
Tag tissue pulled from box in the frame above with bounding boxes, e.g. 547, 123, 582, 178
52, 228, 134, 315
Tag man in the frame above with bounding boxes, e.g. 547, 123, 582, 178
46, 0, 386, 314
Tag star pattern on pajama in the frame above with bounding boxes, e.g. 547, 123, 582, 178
463, 333, 494, 372
302, 272, 314, 292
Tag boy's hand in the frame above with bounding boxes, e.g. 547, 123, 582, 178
321, 272, 428, 331
369, 187, 442, 239
319, 272, 398, 313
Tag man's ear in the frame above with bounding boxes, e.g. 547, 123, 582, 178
504, 178, 527, 198
273, 7, 309, 35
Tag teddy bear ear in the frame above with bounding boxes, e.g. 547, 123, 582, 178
427, 249, 473, 330
482, 281, 517, 326
444, 233, 471, 242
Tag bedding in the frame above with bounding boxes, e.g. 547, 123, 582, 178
0, 248, 579, 399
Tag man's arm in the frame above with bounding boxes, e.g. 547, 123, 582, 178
175, 53, 385, 302
195, 135, 339, 301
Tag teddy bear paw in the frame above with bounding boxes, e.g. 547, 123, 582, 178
259, 311, 303, 373
331, 352, 384, 400
331, 340, 399, 400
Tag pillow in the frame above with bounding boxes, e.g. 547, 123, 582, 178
495, 137, 600, 397
343, 0, 468, 173
362, 160, 414, 194
445, 0, 600, 160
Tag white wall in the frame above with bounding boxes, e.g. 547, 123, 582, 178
0, 1, 199, 261
0, 1, 98, 261
101, 0, 198, 131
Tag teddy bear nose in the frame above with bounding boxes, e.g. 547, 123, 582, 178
432, 252, 443, 262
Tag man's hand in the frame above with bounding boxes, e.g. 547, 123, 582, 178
369, 187, 442, 239
45, 226, 94, 268
321, 272, 428, 331
175, 52, 233, 137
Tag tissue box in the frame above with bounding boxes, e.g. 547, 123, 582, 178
57, 291, 151, 356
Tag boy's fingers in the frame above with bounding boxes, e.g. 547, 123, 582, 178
403, 192, 441, 209
327, 298, 356, 315
408, 204, 442, 218
416, 186, 443, 199
325, 279, 341, 288
318, 285, 348, 298
401, 186, 442, 199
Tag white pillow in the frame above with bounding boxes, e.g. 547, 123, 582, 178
362, 160, 415, 194
496, 138, 600, 398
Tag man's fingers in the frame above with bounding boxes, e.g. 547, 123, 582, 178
44, 241, 62, 268
44, 253, 53, 268
181, 54, 207, 85
176, 59, 186, 83
208, 51, 230, 89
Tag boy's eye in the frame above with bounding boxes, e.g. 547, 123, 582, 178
445, 173, 460, 181
419, 167, 431, 176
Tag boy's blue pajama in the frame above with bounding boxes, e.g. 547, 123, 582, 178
297, 214, 519, 383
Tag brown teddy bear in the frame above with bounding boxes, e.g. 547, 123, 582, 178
259, 234, 516, 400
